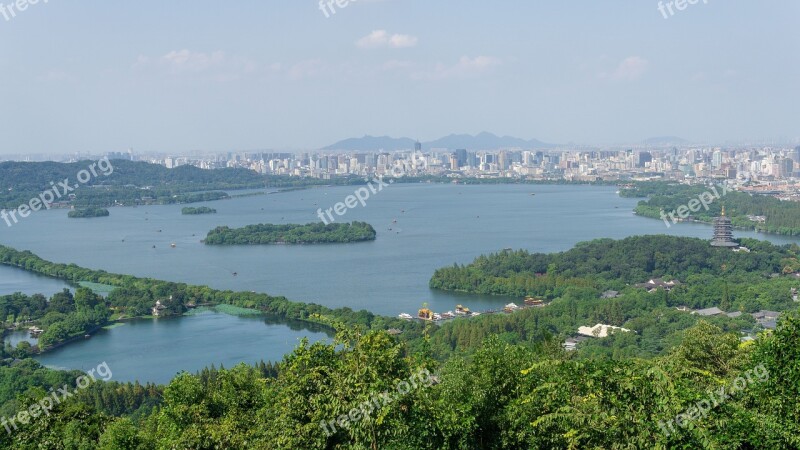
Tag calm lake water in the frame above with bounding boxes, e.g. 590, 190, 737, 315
35, 310, 329, 384
0, 184, 796, 382
0, 265, 70, 297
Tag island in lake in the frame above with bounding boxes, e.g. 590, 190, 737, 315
182, 206, 217, 215
203, 221, 377, 245
67, 207, 110, 218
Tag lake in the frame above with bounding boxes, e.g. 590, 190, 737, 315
35, 310, 330, 384
0, 183, 795, 382
0, 265, 71, 297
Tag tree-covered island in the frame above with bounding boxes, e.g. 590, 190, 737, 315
181, 206, 217, 215
67, 208, 110, 218
203, 221, 377, 245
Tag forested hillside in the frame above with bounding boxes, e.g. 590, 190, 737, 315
0, 316, 798, 449
622, 182, 800, 235
0, 160, 265, 209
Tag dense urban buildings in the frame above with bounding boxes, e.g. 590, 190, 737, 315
102, 144, 800, 198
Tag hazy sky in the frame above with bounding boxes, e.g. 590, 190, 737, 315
0, 0, 797, 154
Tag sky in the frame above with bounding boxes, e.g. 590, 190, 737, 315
0, 0, 798, 155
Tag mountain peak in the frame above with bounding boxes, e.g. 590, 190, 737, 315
323, 133, 554, 151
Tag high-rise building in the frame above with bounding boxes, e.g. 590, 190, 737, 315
636, 152, 652, 168
711, 150, 723, 169
414, 141, 422, 152
779, 158, 794, 178
455, 149, 468, 168
498, 151, 508, 170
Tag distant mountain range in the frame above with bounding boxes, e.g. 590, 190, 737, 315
322, 132, 556, 151
322, 133, 692, 151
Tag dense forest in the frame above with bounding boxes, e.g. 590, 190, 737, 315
0, 315, 797, 449
430, 235, 794, 296
0, 160, 263, 209
622, 181, 800, 235
67, 208, 110, 219
180, 206, 216, 215
427, 236, 800, 358
0, 288, 110, 352
204, 222, 378, 245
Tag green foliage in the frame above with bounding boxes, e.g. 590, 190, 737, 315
0, 316, 798, 448
626, 181, 800, 236
0, 245, 423, 345
0, 160, 262, 209
180, 206, 217, 215
431, 236, 793, 297
428, 236, 799, 358
204, 221, 377, 245
37, 289, 110, 350
2, 235, 800, 447
67, 208, 110, 219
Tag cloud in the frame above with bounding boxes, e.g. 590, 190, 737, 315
610, 56, 648, 81
388, 34, 418, 48
132, 55, 150, 69
161, 49, 226, 72
356, 30, 419, 49
131, 50, 258, 82
413, 56, 501, 80
287, 59, 326, 80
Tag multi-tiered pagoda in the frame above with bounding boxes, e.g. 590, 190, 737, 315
710, 206, 738, 247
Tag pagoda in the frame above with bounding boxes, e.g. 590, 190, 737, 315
710, 206, 738, 247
